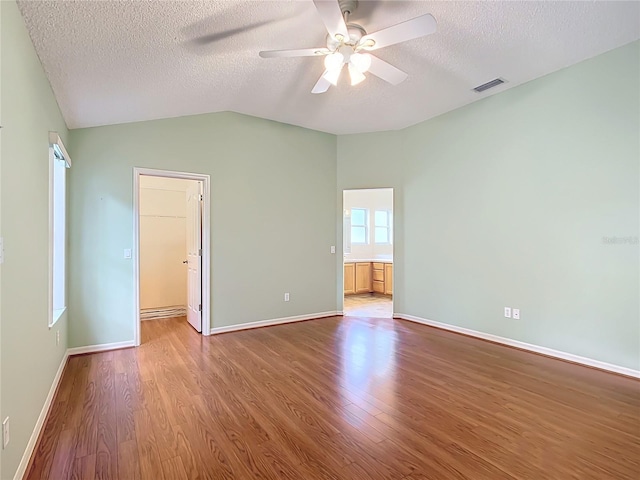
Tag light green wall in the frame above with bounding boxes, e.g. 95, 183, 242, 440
335, 130, 406, 310
68, 113, 337, 347
338, 41, 640, 370
1, 2, 69, 478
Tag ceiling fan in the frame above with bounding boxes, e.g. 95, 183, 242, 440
259, 0, 437, 94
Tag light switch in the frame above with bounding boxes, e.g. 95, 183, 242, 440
124, 248, 132, 259
330, 246, 336, 254
3, 417, 9, 448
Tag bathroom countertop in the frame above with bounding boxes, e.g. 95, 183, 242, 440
343, 258, 393, 264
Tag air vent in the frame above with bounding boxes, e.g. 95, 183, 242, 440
473, 78, 506, 93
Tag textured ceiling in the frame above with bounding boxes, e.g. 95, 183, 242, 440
17, 1, 640, 135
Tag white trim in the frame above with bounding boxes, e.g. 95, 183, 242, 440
14, 351, 69, 480
14, 339, 134, 479
48, 132, 71, 167
48, 145, 54, 328
394, 313, 640, 379
51, 307, 66, 325
48, 133, 70, 329
210, 311, 340, 335
67, 340, 136, 356
341, 188, 395, 315
133, 167, 212, 346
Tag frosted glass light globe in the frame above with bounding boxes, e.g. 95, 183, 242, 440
324, 52, 344, 71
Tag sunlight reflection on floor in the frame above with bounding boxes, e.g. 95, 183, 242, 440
338, 318, 398, 416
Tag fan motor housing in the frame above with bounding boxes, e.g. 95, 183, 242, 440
326, 23, 366, 49
338, 0, 358, 16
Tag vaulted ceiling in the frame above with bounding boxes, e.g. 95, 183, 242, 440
17, 1, 640, 134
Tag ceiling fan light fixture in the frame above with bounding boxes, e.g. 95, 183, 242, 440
350, 52, 371, 73
259, 0, 437, 94
324, 51, 344, 71
348, 63, 366, 86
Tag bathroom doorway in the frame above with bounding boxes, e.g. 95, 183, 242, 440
343, 188, 393, 318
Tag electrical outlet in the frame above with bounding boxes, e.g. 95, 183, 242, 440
504, 307, 511, 318
56, 330, 60, 346
284, 293, 290, 302
3, 417, 9, 448
512, 309, 520, 320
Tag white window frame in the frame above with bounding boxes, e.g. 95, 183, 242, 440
374, 209, 392, 245
49, 132, 71, 327
350, 208, 369, 245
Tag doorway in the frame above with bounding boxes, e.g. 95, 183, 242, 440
133, 168, 211, 346
343, 188, 394, 318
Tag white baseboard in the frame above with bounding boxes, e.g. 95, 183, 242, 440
14, 351, 69, 480
395, 313, 640, 379
210, 311, 340, 335
14, 339, 135, 478
67, 340, 135, 356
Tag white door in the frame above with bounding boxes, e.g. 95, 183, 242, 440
186, 181, 202, 332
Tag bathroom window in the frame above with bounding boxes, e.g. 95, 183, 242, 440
351, 208, 368, 244
374, 210, 392, 244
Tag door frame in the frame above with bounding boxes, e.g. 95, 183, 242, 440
133, 167, 212, 346
341, 187, 394, 316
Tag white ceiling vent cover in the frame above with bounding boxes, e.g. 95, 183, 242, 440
473, 78, 506, 93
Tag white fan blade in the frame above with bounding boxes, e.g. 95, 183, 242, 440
312, 71, 332, 94
260, 48, 329, 58
313, 0, 349, 40
367, 55, 408, 85
348, 63, 366, 86
323, 64, 344, 86
360, 14, 437, 50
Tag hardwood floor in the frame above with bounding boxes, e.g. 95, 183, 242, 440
26, 316, 639, 480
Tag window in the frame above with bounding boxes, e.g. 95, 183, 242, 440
49, 133, 71, 327
374, 210, 392, 244
351, 208, 368, 244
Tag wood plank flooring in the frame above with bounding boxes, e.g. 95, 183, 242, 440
26, 316, 640, 479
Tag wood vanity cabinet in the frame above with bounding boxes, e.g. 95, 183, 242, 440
384, 263, 393, 295
372, 263, 385, 293
344, 262, 393, 296
344, 263, 356, 295
355, 263, 372, 293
